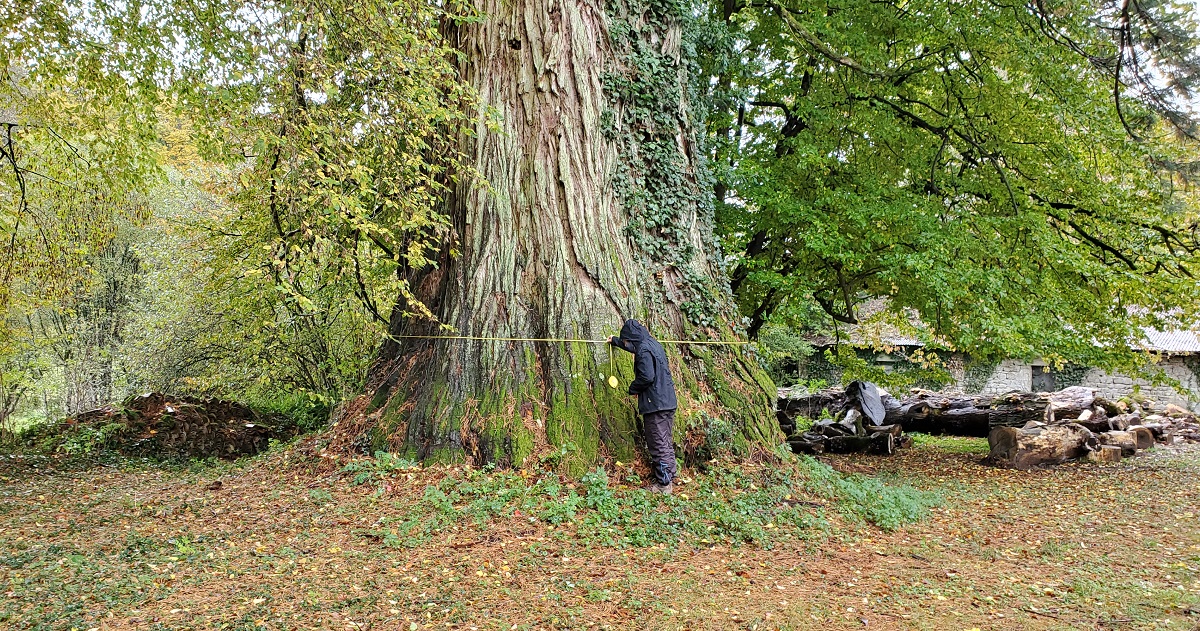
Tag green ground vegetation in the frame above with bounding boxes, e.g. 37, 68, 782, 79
1, 438, 1196, 629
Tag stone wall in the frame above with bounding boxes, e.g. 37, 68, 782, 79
1079, 357, 1199, 410
797, 348, 1200, 411
979, 359, 1032, 394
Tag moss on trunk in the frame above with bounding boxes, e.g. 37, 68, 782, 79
344, 0, 780, 471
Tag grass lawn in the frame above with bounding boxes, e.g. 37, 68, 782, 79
1, 436, 1197, 630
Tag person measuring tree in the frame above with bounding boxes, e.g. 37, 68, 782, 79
610, 319, 678, 494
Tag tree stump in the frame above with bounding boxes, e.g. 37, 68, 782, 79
1087, 444, 1122, 463
1127, 426, 1155, 450
1097, 431, 1137, 456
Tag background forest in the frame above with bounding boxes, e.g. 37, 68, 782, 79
3, 0, 1200, 433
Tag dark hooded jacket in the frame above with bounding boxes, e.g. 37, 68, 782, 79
611, 319, 677, 414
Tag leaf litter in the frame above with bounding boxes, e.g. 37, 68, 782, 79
0, 437, 1196, 630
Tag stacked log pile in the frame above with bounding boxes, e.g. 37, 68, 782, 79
60, 392, 295, 459
778, 384, 1200, 464
787, 417, 910, 455
784, 381, 912, 456
988, 394, 1200, 469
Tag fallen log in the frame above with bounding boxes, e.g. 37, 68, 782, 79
1070, 408, 1139, 433
778, 386, 1142, 439
899, 390, 1053, 437
827, 432, 895, 455
866, 423, 903, 437
778, 381, 1200, 458
787, 432, 827, 455
987, 422, 1096, 470
902, 404, 990, 436
1045, 386, 1096, 422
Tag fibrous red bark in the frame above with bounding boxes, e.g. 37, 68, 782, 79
345, 0, 778, 471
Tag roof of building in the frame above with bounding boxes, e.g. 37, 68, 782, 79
1141, 328, 1200, 353
802, 298, 1200, 354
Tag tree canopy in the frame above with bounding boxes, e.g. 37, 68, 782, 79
703, 0, 1200, 367
3, 0, 1200, 426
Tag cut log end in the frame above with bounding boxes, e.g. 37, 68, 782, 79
1087, 444, 1122, 463
987, 423, 1096, 470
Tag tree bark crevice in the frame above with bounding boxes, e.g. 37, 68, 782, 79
346, 0, 777, 472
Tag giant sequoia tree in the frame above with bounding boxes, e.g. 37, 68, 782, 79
362, 0, 779, 467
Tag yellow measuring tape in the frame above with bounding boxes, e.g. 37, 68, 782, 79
388, 334, 750, 345
391, 333, 750, 389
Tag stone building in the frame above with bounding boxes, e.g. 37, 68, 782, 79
804, 329, 1200, 411
976, 330, 1200, 409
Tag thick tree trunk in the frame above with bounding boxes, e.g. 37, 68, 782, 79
353, 0, 777, 471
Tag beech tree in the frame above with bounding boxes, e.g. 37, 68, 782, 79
708, 0, 1200, 367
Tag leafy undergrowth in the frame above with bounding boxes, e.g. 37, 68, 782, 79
339, 451, 938, 551
0, 440, 1197, 630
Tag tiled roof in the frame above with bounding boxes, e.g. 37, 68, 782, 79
1140, 328, 1200, 353
810, 327, 1200, 354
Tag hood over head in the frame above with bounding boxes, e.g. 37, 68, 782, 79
618, 319, 648, 348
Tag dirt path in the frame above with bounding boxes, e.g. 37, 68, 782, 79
1, 442, 1197, 630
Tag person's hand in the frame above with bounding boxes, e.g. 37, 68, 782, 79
608, 336, 620, 346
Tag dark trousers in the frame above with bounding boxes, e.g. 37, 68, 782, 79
642, 409, 677, 485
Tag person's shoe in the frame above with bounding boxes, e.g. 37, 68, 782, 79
647, 481, 674, 495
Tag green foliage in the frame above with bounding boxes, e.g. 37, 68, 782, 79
56, 422, 128, 458
603, 0, 728, 326
0, 7, 161, 318
755, 325, 814, 385
351, 455, 937, 549
307, 489, 334, 504
340, 451, 419, 486
705, 0, 1200, 366
796, 457, 942, 532
245, 392, 331, 434
682, 412, 741, 463
825, 346, 954, 391
169, 0, 475, 330
3, 0, 475, 418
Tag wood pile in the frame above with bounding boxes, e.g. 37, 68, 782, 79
986, 394, 1200, 469
61, 392, 295, 459
778, 384, 1200, 464
784, 381, 913, 456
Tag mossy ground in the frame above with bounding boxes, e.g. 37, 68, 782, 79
2, 439, 1198, 629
